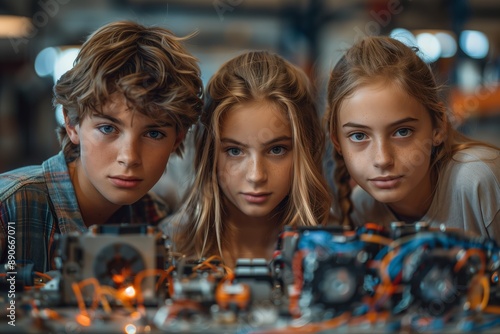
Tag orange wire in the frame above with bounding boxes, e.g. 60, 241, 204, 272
359, 233, 392, 246
468, 274, 490, 311
484, 305, 500, 314
77, 278, 102, 311
134, 268, 167, 307
156, 266, 175, 292
280, 231, 299, 238
71, 282, 89, 318
454, 248, 486, 275
289, 249, 305, 318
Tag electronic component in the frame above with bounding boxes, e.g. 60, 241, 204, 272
55, 224, 167, 306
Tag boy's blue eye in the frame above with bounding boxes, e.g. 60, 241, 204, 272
147, 131, 165, 139
98, 125, 115, 134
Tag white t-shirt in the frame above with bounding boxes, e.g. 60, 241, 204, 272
350, 146, 500, 242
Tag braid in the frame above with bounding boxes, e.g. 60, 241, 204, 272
333, 150, 353, 228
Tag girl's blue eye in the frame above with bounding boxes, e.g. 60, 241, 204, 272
147, 131, 165, 140
98, 125, 115, 134
395, 128, 412, 137
270, 146, 286, 155
349, 132, 367, 142
227, 148, 242, 157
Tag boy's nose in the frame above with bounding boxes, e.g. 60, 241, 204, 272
117, 137, 141, 168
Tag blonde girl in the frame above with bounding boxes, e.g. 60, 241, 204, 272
166, 51, 332, 268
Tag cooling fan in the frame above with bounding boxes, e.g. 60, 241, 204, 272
57, 224, 166, 306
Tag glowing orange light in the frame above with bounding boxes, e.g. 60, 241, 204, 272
75, 314, 91, 327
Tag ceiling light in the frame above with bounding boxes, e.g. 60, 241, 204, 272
0, 15, 31, 38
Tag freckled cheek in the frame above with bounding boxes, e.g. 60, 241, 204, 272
342, 152, 358, 170
217, 160, 240, 189
271, 160, 293, 184
283, 164, 293, 178
149, 145, 171, 159
398, 148, 432, 173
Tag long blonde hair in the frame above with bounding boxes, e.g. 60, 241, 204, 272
324, 36, 498, 227
175, 50, 332, 260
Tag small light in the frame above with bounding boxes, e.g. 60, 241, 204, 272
124, 324, 137, 334
460, 30, 489, 59
390, 28, 417, 47
435, 32, 457, 58
55, 104, 65, 126
53, 47, 80, 82
124, 286, 136, 298
35, 47, 58, 77
75, 314, 91, 327
0, 15, 31, 38
416, 32, 441, 63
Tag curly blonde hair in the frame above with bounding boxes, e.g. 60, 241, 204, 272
53, 20, 203, 160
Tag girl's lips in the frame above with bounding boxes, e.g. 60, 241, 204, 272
242, 193, 271, 204
369, 176, 402, 189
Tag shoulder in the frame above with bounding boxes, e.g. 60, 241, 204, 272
453, 145, 500, 162
435, 146, 500, 227
444, 146, 500, 188
0, 164, 47, 202
0, 166, 55, 233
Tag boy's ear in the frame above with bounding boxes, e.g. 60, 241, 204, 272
173, 130, 186, 151
64, 111, 80, 145
330, 134, 342, 156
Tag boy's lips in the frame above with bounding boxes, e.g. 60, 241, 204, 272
109, 175, 143, 188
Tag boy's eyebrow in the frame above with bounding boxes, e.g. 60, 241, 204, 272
91, 113, 174, 127
342, 117, 419, 129
92, 113, 122, 124
220, 136, 292, 147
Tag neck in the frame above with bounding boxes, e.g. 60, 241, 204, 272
221, 210, 282, 269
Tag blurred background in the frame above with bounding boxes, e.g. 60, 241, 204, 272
0, 0, 499, 174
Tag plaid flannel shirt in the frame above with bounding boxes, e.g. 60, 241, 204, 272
0, 151, 168, 272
